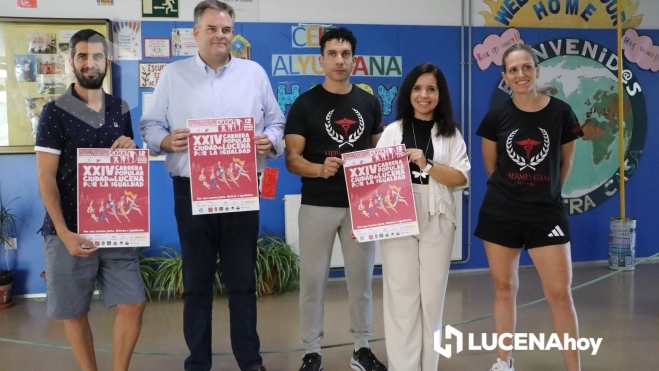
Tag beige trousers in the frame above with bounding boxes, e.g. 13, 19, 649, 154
381, 184, 455, 371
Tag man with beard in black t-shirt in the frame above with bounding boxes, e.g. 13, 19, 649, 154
285, 27, 387, 371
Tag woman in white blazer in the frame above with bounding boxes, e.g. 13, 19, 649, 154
376, 63, 470, 371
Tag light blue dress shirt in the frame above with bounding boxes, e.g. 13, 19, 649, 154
139, 54, 286, 177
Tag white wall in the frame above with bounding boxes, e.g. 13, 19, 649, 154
258, 0, 464, 25
0, 0, 464, 25
3, 0, 659, 28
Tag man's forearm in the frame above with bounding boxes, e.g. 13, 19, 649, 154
286, 153, 322, 178
159, 135, 173, 152
139, 123, 170, 156
38, 176, 69, 234
263, 127, 285, 157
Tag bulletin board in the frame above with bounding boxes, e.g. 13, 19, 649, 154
0, 17, 112, 153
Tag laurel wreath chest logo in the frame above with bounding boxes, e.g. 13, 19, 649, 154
325, 108, 366, 148
507, 128, 550, 171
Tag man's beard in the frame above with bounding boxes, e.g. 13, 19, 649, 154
74, 67, 106, 89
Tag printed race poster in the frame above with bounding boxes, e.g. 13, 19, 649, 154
342, 144, 419, 242
188, 117, 258, 215
77, 149, 150, 248
171, 28, 198, 56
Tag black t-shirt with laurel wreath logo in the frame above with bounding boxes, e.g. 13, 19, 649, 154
285, 85, 383, 207
477, 97, 583, 221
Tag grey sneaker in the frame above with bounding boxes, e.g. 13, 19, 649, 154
350, 347, 387, 371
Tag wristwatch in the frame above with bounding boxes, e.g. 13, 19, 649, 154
422, 161, 433, 173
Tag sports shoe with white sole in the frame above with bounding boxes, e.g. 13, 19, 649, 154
490, 357, 514, 371
350, 347, 387, 371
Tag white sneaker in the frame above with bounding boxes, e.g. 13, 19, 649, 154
490, 358, 514, 371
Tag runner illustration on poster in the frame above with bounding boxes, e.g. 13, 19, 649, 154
187, 117, 259, 215
77, 148, 150, 248
342, 144, 419, 242
215, 160, 233, 189
105, 193, 123, 223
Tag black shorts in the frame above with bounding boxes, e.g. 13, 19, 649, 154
474, 211, 571, 249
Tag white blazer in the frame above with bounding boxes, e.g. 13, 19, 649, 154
376, 120, 470, 224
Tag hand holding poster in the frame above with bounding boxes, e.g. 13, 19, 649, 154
342, 144, 419, 242
77, 149, 150, 247
188, 117, 259, 215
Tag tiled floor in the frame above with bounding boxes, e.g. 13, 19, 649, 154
1, 263, 658, 370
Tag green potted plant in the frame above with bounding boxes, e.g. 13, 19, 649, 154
150, 245, 184, 300
255, 235, 300, 296
142, 236, 299, 300
141, 245, 224, 301
0, 193, 19, 310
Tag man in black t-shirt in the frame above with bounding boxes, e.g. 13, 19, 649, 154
284, 27, 387, 371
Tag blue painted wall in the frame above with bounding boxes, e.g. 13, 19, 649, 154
1, 23, 657, 295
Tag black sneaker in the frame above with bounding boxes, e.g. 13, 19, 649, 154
350, 347, 387, 371
299, 352, 323, 371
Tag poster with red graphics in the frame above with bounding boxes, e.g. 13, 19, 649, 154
342, 144, 419, 242
17, 0, 37, 9
77, 148, 150, 248
188, 117, 258, 215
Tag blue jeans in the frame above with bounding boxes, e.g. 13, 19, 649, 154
173, 177, 261, 371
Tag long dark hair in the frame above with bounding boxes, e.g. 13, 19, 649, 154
396, 63, 457, 138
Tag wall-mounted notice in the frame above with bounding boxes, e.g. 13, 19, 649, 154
144, 38, 171, 58
112, 21, 142, 60
139, 62, 167, 88
222, 0, 259, 21
171, 28, 197, 57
